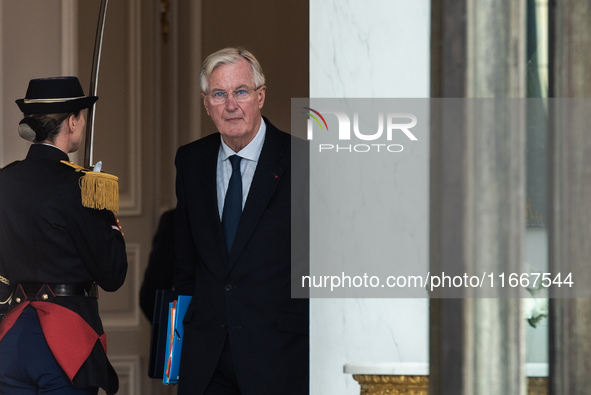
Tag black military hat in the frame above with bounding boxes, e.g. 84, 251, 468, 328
15, 76, 98, 114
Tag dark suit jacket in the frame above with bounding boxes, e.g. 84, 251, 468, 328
174, 118, 309, 395
0, 144, 127, 394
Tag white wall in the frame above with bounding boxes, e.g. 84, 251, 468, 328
309, 1, 431, 394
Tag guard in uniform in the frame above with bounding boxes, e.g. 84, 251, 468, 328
0, 77, 128, 394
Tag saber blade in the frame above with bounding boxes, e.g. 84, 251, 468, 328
84, 0, 109, 169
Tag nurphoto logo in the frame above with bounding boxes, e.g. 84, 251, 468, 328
303, 107, 418, 153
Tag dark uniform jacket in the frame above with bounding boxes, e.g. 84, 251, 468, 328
0, 144, 127, 394
174, 118, 309, 395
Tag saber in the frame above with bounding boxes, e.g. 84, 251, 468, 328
84, 0, 109, 169
78, 0, 118, 213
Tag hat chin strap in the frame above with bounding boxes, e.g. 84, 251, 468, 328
23, 96, 86, 104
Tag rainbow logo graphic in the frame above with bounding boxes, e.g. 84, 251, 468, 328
302, 107, 329, 131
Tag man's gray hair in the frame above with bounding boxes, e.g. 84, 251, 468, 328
200, 47, 265, 93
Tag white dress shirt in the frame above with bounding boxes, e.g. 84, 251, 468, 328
216, 118, 267, 219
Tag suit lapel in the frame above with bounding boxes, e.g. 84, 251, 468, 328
227, 121, 286, 268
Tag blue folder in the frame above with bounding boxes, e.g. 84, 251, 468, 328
163, 295, 192, 385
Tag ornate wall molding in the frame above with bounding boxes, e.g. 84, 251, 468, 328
119, 0, 142, 216
61, 0, 77, 76
106, 355, 141, 395
100, 243, 141, 328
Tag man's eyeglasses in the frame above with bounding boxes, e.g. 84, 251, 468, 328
204, 86, 261, 105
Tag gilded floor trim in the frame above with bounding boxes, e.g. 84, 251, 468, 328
352, 375, 548, 395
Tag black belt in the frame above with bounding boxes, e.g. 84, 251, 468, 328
14, 282, 99, 303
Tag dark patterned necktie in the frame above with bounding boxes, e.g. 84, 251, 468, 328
222, 155, 242, 253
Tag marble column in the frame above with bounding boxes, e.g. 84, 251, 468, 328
429, 1, 526, 394
548, 1, 591, 394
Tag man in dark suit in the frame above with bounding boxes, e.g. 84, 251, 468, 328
174, 47, 309, 395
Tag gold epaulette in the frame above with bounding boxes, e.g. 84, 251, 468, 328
61, 160, 119, 213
